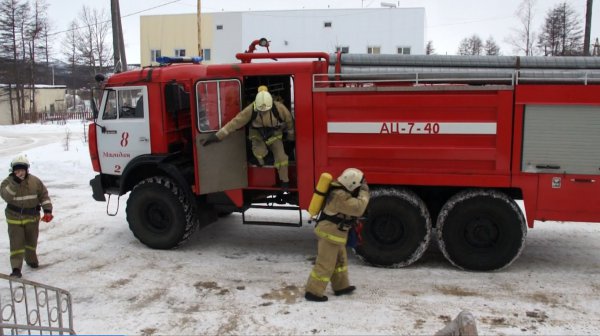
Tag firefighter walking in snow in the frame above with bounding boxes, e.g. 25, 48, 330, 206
202, 87, 294, 190
1, 154, 53, 278
305, 168, 370, 302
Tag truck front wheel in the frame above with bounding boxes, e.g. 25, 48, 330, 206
354, 188, 431, 267
436, 189, 527, 271
126, 176, 199, 249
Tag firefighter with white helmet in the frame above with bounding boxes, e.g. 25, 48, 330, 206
305, 168, 370, 302
202, 87, 295, 190
1, 154, 53, 278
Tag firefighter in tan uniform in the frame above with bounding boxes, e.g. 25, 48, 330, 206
1, 154, 53, 278
203, 88, 295, 189
305, 168, 370, 302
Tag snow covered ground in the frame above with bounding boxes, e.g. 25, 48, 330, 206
0, 121, 599, 335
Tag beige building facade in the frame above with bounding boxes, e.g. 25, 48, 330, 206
140, 13, 214, 66
0, 85, 66, 125
140, 8, 425, 66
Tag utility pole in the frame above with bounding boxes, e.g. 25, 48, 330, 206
583, 0, 593, 55
198, 0, 203, 58
111, 0, 128, 72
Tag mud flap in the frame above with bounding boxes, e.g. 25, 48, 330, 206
90, 175, 106, 201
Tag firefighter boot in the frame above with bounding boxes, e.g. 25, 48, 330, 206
27, 261, 39, 268
10, 268, 22, 278
280, 181, 289, 192
305, 292, 328, 302
334, 286, 356, 296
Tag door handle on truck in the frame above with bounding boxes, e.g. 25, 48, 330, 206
139, 137, 149, 142
535, 164, 561, 169
570, 178, 596, 183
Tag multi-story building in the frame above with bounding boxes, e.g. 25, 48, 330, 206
140, 7, 425, 65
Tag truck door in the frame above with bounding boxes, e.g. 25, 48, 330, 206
522, 105, 600, 221
96, 86, 150, 175
195, 79, 248, 194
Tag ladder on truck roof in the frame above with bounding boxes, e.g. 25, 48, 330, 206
317, 53, 600, 88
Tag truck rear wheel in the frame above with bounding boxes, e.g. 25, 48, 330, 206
126, 176, 199, 249
355, 188, 431, 267
436, 189, 527, 271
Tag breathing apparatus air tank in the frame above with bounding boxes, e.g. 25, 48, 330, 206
308, 172, 333, 217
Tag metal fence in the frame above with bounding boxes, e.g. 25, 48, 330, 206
0, 274, 74, 335
37, 112, 93, 125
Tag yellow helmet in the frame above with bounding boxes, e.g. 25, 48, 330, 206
257, 85, 269, 92
337, 168, 364, 191
10, 154, 30, 171
254, 91, 273, 112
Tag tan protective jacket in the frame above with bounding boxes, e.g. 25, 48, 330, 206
215, 101, 294, 140
314, 181, 370, 245
1, 174, 52, 222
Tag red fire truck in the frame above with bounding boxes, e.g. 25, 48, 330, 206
88, 38, 600, 271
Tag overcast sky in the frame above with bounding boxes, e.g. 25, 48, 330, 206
46, 0, 599, 64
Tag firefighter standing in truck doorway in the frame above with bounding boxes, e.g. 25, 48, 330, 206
305, 168, 370, 302
202, 86, 294, 190
1, 154, 53, 278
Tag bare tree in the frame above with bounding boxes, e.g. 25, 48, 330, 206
537, 2, 583, 56
458, 35, 483, 55
506, 0, 537, 55
27, 0, 50, 120
0, 0, 29, 123
76, 5, 112, 74
484, 36, 501, 55
425, 40, 435, 55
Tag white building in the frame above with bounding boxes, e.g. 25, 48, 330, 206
140, 8, 425, 65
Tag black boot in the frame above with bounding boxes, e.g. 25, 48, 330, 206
305, 292, 328, 302
334, 286, 356, 296
10, 268, 22, 278
27, 261, 39, 268
280, 181, 289, 192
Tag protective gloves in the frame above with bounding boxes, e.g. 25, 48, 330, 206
41, 213, 54, 223
202, 133, 220, 146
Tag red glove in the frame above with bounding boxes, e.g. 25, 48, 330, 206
41, 213, 53, 223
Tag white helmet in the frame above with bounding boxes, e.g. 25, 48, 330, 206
10, 154, 30, 171
254, 91, 273, 112
337, 168, 364, 192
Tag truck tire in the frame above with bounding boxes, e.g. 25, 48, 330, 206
126, 176, 199, 249
354, 188, 431, 267
436, 189, 527, 271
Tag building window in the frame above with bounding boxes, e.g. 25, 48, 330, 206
175, 49, 186, 57
367, 46, 381, 54
397, 47, 411, 55
324, 21, 332, 28
202, 48, 211, 61
216, 24, 223, 30
335, 46, 349, 53
151, 49, 161, 62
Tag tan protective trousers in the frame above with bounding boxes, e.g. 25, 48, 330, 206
305, 226, 350, 296
249, 129, 289, 183
7, 220, 40, 269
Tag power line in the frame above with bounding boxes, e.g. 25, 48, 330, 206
46, 0, 183, 38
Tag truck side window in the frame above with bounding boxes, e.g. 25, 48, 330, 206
102, 90, 118, 120
196, 79, 241, 132
119, 89, 144, 118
